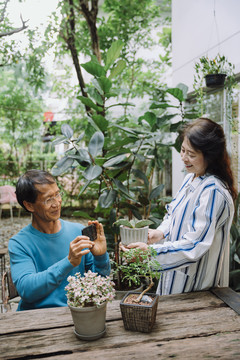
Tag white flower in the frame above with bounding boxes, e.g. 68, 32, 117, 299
65, 270, 116, 308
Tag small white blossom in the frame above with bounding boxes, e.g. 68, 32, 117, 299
65, 270, 116, 307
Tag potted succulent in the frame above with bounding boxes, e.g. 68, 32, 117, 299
65, 270, 115, 340
117, 246, 162, 333
114, 218, 154, 246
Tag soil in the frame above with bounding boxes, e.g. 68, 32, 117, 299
123, 293, 154, 306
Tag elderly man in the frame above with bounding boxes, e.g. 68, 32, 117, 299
8, 170, 110, 311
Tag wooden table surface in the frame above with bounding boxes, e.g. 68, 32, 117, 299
0, 289, 240, 360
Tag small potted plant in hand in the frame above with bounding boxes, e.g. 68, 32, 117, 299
114, 218, 154, 246
65, 270, 115, 340
117, 246, 162, 333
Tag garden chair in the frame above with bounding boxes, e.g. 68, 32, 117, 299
0, 185, 21, 222
1, 270, 19, 313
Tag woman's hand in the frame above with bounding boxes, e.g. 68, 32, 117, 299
120, 242, 148, 252
148, 229, 164, 244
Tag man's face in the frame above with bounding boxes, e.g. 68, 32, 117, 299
30, 182, 62, 222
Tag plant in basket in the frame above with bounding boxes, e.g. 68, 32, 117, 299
65, 270, 115, 340
116, 246, 162, 333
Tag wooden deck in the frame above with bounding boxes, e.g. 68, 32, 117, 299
0, 289, 240, 359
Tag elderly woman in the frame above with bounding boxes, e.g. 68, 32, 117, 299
121, 118, 237, 295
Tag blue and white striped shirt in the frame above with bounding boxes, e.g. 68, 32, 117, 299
152, 173, 234, 295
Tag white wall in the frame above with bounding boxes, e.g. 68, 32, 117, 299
171, 0, 240, 194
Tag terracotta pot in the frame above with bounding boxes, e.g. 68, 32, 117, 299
120, 225, 148, 245
68, 301, 107, 340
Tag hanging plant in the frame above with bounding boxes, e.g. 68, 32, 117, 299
193, 54, 236, 116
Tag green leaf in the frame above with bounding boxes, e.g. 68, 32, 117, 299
138, 194, 149, 206
113, 179, 133, 199
112, 124, 138, 136
166, 87, 184, 102
135, 219, 153, 228
83, 165, 102, 180
105, 40, 124, 70
74, 149, 91, 167
103, 154, 128, 168
52, 135, 68, 145
176, 83, 188, 100
79, 180, 92, 195
149, 184, 164, 200
109, 59, 126, 80
113, 219, 133, 228
97, 76, 112, 94
132, 169, 149, 189
88, 131, 104, 157
92, 115, 108, 132
138, 111, 157, 128
170, 121, 185, 132
98, 189, 117, 208
72, 210, 94, 220
51, 156, 74, 176
81, 61, 106, 77
77, 96, 103, 112
91, 78, 104, 95
149, 103, 178, 110
61, 124, 73, 139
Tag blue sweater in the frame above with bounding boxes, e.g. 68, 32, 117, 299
8, 219, 111, 311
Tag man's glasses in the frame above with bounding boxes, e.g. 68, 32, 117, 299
42, 192, 63, 206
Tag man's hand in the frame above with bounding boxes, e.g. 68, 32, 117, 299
87, 220, 107, 256
148, 229, 164, 244
68, 237, 94, 267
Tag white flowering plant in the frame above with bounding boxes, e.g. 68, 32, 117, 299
65, 270, 116, 307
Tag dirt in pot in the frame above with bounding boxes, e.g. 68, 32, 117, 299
123, 294, 154, 306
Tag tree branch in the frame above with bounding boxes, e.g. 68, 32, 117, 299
0, 14, 29, 38
78, 0, 101, 63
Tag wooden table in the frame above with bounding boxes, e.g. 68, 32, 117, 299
0, 289, 240, 360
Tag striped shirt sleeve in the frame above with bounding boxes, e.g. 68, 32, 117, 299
151, 184, 231, 271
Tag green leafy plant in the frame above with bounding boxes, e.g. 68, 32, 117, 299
112, 247, 161, 302
113, 218, 153, 229
193, 54, 236, 116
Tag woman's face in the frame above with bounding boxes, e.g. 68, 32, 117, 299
180, 137, 207, 178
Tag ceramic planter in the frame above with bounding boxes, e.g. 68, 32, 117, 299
68, 301, 107, 340
205, 73, 226, 87
120, 225, 148, 246
120, 291, 159, 333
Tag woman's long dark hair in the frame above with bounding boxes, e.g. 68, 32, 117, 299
182, 118, 237, 200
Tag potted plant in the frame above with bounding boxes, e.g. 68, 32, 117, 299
194, 53, 235, 88
117, 246, 162, 333
65, 270, 115, 340
114, 218, 154, 246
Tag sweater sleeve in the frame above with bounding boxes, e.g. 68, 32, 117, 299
9, 239, 74, 303
152, 187, 232, 271
84, 252, 111, 277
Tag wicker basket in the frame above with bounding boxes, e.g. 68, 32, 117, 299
120, 291, 159, 333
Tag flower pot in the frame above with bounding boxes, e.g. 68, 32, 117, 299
205, 73, 226, 87
120, 291, 159, 333
120, 225, 148, 246
68, 301, 107, 340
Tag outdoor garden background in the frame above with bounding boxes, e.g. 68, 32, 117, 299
0, 0, 240, 295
